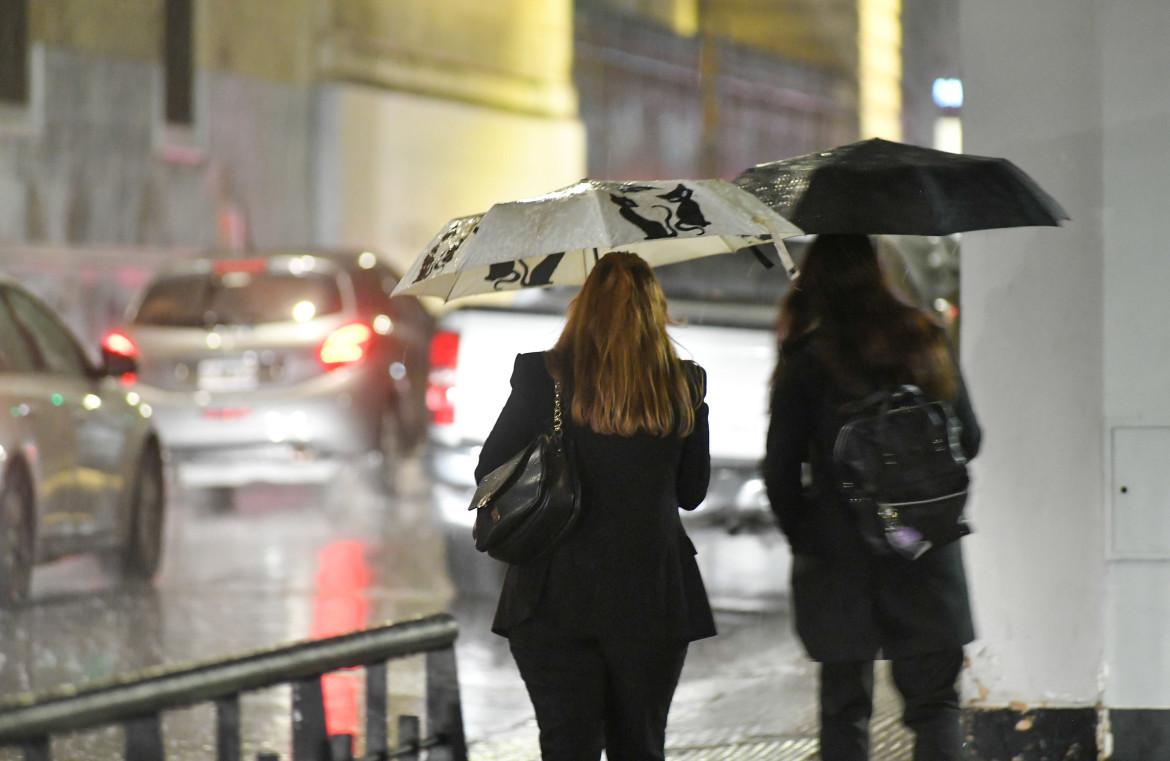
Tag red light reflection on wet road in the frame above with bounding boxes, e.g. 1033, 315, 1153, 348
311, 539, 371, 744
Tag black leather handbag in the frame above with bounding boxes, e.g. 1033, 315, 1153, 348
470, 381, 581, 565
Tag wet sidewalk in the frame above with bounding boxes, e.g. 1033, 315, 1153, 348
455, 603, 915, 761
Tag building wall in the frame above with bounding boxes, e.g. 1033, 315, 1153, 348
30, 0, 161, 62
200, 0, 316, 83
311, 0, 585, 278
960, 0, 1170, 756
321, 0, 577, 118
1098, 0, 1170, 713
2, 0, 856, 254
0, 0, 320, 344
315, 83, 586, 276
0, 0, 319, 253
900, 0, 959, 148
961, 0, 1104, 708
593, 0, 859, 76
0, 0, 862, 324
0, 46, 315, 249
0, 45, 203, 248
574, 5, 853, 181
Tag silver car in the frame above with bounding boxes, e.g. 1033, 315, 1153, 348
0, 274, 165, 605
110, 250, 433, 508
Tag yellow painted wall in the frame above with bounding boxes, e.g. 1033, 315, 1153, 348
323, 0, 577, 118
707, 0, 858, 75
333, 85, 586, 275
200, 0, 316, 83
28, 0, 317, 84
592, 0, 858, 76
858, 0, 901, 140
30, 0, 160, 61
589, 0, 699, 36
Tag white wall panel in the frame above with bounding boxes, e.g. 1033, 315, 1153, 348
959, 0, 1105, 707
962, 0, 1170, 709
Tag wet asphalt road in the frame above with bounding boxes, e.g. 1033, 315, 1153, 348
0, 457, 801, 760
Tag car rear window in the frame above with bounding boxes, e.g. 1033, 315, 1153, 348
133, 271, 344, 327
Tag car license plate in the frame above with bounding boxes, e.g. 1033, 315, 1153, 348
197, 356, 259, 392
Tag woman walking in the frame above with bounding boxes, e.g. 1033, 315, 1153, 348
475, 251, 715, 761
763, 234, 981, 761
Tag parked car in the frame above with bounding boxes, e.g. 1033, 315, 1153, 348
106, 249, 434, 508
0, 273, 165, 604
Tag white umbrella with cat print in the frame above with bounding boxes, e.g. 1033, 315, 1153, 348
391, 178, 803, 303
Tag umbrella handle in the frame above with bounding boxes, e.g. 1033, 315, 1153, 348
765, 222, 799, 279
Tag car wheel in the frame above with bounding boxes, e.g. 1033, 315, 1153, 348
124, 444, 166, 582
0, 466, 34, 606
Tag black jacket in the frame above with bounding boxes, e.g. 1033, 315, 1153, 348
764, 330, 982, 662
475, 352, 716, 642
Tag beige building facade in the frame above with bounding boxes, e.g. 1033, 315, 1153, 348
0, 0, 871, 330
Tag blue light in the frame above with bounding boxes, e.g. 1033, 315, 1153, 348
932, 78, 963, 109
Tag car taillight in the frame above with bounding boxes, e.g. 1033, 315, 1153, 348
318, 323, 373, 369
427, 330, 459, 425
102, 331, 138, 358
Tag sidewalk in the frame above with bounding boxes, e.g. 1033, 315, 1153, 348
456, 604, 915, 761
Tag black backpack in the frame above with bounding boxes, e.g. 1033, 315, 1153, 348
832, 384, 971, 560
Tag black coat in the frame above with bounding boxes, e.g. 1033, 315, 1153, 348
475, 352, 716, 642
763, 331, 982, 662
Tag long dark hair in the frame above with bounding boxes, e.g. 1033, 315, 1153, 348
549, 252, 701, 436
774, 234, 955, 399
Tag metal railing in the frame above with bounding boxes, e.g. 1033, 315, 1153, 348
0, 613, 467, 761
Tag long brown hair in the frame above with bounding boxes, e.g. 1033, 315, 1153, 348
549, 251, 700, 436
774, 234, 955, 399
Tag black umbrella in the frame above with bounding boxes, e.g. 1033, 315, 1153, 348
733, 138, 1069, 235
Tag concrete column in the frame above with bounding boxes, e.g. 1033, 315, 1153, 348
960, 1, 1170, 757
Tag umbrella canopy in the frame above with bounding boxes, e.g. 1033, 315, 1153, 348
392, 178, 803, 302
733, 137, 1069, 235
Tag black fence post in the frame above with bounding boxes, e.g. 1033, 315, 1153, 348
424, 649, 466, 761
364, 662, 388, 757
328, 733, 352, 761
20, 736, 48, 761
216, 694, 241, 761
124, 714, 164, 761
291, 677, 329, 761
396, 715, 419, 761
0, 615, 461, 761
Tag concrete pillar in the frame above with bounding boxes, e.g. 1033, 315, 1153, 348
960, 2, 1170, 757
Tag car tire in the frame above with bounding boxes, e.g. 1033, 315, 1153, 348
123, 443, 166, 582
0, 465, 34, 606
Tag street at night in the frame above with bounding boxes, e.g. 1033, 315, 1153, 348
0, 457, 917, 760
0, 0, 1149, 757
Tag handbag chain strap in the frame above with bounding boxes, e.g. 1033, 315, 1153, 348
553, 380, 563, 434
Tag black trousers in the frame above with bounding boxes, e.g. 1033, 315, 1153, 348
819, 648, 964, 761
508, 619, 689, 761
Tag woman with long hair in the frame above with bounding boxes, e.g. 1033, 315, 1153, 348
475, 251, 714, 761
764, 234, 981, 761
